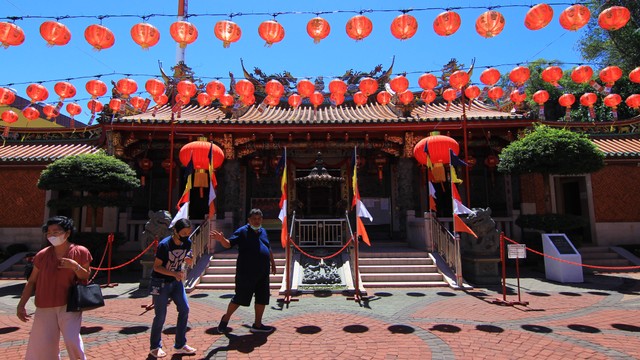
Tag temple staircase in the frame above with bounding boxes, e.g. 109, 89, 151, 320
579, 246, 637, 272
195, 249, 286, 290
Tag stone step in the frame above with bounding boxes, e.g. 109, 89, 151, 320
362, 281, 449, 288
212, 251, 286, 260
582, 258, 632, 267
360, 272, 443, 282
580, 252, 620, 260
358, 264, 438, 273
206, 266, 285, 275
0, 270, 24, 278
200, 274, 283, 283
358, 257, 433, 266
196, 283, 281, 290
209, 259, 286, 266
359, 252, 431, 258
578, 247, 610, 253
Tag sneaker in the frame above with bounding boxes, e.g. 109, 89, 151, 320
250, 324, 274, 333
149, 347, 167, 358
174, 344, 197, 355
217, 315, 229, 333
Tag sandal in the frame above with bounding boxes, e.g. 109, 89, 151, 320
149, 347, 167, 358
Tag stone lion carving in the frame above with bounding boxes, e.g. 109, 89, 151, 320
141, 210, 172, 258
459, 208, 500, 256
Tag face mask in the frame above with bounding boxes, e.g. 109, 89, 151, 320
47, 235, 66, 246
179, 235, 189, 242
250, 225, 262, 231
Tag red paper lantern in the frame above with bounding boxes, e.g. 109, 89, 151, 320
170, 21, 198, 48
359, 77, 378, 96
533, 90, 550, 105
0, 22, 25, 47
54, 81, 76, 100
109, 98, 122, 112
510, 90, 526, 105
22, 106, 40, 121
86, 79, 107, 98
541, 66, 563, 86
376, 91, 391, 105
179, 139, 225, 192
214, 20, 241, 48
66, 102, 82, 117
413, 133, 460, 182
309, 91, 324, 107
26, 84, 49, 103
258, 20, 285, 46
87, 99, 103, 113
433, 10, 461, 36
154, 94, 168, 106
353, 91, 367, 106
420, 89, 436, 104
443, 88, 457, 102
264, 95, 279, 107
604, 94, 622, 108
206, 80, 226, 99
509, 66, 531, 86
1, 110, 18, 124
174, 93, 190, 106
487, 86, 504, 101
418, 73, 438, 90
475, 10, 505, 38
240, 93, 255, 106
219, 93, 234, 107
524, 3, 554, 30
288, 94, 302, 108
346, 14, 373, 41
449, 70, 469, 90
571, 65, 593, 84
306, 17, 330, 44
598, 6, 631, 31
40, 21, 71, 46
580, 92, 598, 119
329, 92, 344, 106
625, 94, 640, 109
389, 75, 409, 93
297, 79, 315, 98
390, 13, 418, 40
630, 67, 640, 84
398, 90, 414, 105
599, 66, 623, 87
145, 79, 165, 97
0, 88, 16, 105
177, 80, 197, 98
464, 85, 481, 100
480, 68, 501, 86
43, 104, 59, 119
235, 79, 255, 98
558, 93, 575, 108
84, 24, 115, 50
559, 5, 590, 31
129, 96, 146, 110
197, 93, 212, 106
329, 79, 347, 95
265, 80, 285, 98
131, 22, 160, 49
116, 78, 138, 98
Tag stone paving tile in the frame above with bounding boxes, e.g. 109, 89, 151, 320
1, 271, 639, 359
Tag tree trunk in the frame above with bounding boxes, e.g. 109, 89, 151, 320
542, 174, 552, 214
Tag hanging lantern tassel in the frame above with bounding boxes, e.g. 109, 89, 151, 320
54, 101, 63, 113
193, 169, 209, 196
612, 107, 618, 121
589, 80, 605, 95
564, 107, 571, 121
432, 163, 446, 183
140, 175, 146, 187
171, 99, 184, 114
2, 127, 9, 138
538, 106, 545, 120
88, 113, 95, 125
141, 98, 151, 112
588, 105, 596, 120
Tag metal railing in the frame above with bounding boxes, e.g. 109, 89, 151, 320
438, 217, 515, 239
427, 214, 463, 287
187, 219, 210, 268
294, 218, 348, 247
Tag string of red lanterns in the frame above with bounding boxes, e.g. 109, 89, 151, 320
0, 4, 632, 49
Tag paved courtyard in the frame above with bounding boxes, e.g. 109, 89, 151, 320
1, 268, 639, 359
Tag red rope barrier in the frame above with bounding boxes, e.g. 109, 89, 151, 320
502, 234, 640, 270
87, 236, 110, 283
290, 236, 353, 260
90, 240, 158, 271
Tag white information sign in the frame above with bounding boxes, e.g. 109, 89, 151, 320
542, 233, 583, 283
507, 244, 527, 259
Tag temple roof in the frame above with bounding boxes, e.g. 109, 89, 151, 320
0, 143, 101, 163
591, 136, 640, 159
117, 99, 522, 125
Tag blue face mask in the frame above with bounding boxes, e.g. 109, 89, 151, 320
250, 225, 262, 231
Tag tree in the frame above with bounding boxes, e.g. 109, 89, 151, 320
497, 124, 605, 213
578, 0, 640, 72
38, 152, 141, 232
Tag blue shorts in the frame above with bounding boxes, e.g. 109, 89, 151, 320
232, 273, 270, 306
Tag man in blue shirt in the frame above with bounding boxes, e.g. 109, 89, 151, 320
149, 218, 196, 358
210, 209, 277, 333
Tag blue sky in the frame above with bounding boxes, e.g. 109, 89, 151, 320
1, 1, 588, 124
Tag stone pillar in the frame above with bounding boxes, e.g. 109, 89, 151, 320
222, 159, 241, 224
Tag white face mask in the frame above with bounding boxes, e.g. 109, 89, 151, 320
47, 235, 66, 246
